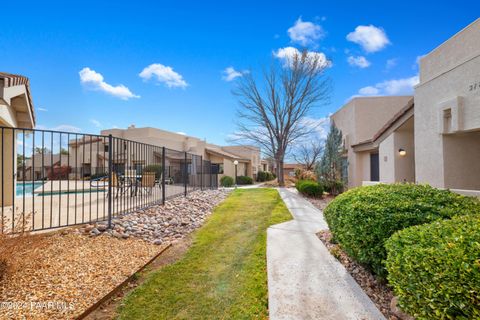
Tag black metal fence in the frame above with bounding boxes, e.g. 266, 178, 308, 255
0, 127, 218, 233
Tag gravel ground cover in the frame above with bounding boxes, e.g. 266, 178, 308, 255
0, 189, 230, 319
81, 189, 231, 244
0, 233, 162, 320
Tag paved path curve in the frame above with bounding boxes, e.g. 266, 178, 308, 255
267, 188, 386, 320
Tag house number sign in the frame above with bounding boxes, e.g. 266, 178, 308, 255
468, 81, 480, 92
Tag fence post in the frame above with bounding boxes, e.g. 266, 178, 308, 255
184, 152, 187, 196
200, 156, 203, 191
162, 147, 166, 205
107, 134, 113, 229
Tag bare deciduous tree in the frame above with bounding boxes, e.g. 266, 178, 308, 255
293, 142, 323, 171
232, 51, 331, 186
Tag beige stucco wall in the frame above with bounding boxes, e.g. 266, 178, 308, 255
102, 127, 207, 158
0, 129, 15, 206
379, 134, 395, 183
331, 96, 412, 188
98, 127, 260, 183
394, 128, 415, 182
0, 82, 35, 206
415, 18, 480, 190
379, 118, 415, 183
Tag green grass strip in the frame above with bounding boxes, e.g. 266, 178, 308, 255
117, 188, 292, 320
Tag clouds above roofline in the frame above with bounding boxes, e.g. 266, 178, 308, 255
79, 67, 140, 100
351, 75, 419, 99
139, 63, 188, 88
346, 25, 390, 53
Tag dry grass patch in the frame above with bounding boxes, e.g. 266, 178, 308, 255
0, 231, 162, 320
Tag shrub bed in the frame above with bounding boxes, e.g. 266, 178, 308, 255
323, 183, 480, 276
385, 215, 480, 319
256, 171, 275, 182
220, 176, 234, 187
296, 180, 323, 198
236, 176, 253, 185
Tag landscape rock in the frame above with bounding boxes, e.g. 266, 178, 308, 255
80, 189, 230, 244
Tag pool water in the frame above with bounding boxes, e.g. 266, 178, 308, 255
16, 182, 44, 197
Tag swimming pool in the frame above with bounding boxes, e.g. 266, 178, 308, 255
16, 182, 44, 197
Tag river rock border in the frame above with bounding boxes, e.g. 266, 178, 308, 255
78, 189, 231, 245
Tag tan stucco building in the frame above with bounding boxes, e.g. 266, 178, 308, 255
68, 125, 264, 182
331, 96, 413, 188
332, 18, 480, 196
0, 72, 36, 205
415, 18, 480, 194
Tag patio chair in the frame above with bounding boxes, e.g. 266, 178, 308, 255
158, 173, 174, 188
105, 172, 131, 198
139, 172, 156, 195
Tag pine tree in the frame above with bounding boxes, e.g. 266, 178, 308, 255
318, 124, 345, 193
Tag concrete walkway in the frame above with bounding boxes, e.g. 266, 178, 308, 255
267, 188, 385, 320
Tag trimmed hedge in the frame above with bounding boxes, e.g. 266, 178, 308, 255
256, 171, 275, 182
386, 215, 480, 319
323, 183, 480, 276
220, 176, 234, 187
296, 180, 323, 198
236, 176, 253, 185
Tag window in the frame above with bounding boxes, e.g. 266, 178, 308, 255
211, 164, 224, 174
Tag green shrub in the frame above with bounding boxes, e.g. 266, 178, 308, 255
143, 164, 163, 180
385, 215, 480, 319
323, 183, 480, 276
257, 171, 275, 182
220, 176, 234, 187
321, 179, 345, 195
295, 180, 323, 198
236, 176, 253, 185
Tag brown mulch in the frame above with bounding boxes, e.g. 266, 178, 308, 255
0, 231, 164, 320
317, 230, 399, 320
83, 237, 192, 320
304, 194, 335, 211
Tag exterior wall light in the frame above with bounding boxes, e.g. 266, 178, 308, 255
398, 148, 407, 157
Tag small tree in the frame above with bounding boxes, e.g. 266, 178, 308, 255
293, 141, 323, 171
233, 50, 331, 186
319, 124, 344, 193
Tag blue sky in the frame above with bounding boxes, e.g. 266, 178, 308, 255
2, 1, 479, 145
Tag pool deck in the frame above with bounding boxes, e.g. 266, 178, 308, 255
3, 181, 188, 232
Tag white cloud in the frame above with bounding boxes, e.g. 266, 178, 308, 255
347, 55, 371, 68
176, 131, 187, 135
222, 67, 244, 82
346, 25, 390, 53
352, 75, 419, 99
139, 63, 188, 88
90, 119, 102, 128
79, 67, 139, 100
358, 86, 380, 95
274, 46, 331, 69
385, 58, 397, 70
287, 17, 325, 47
37, 107, 48, 112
